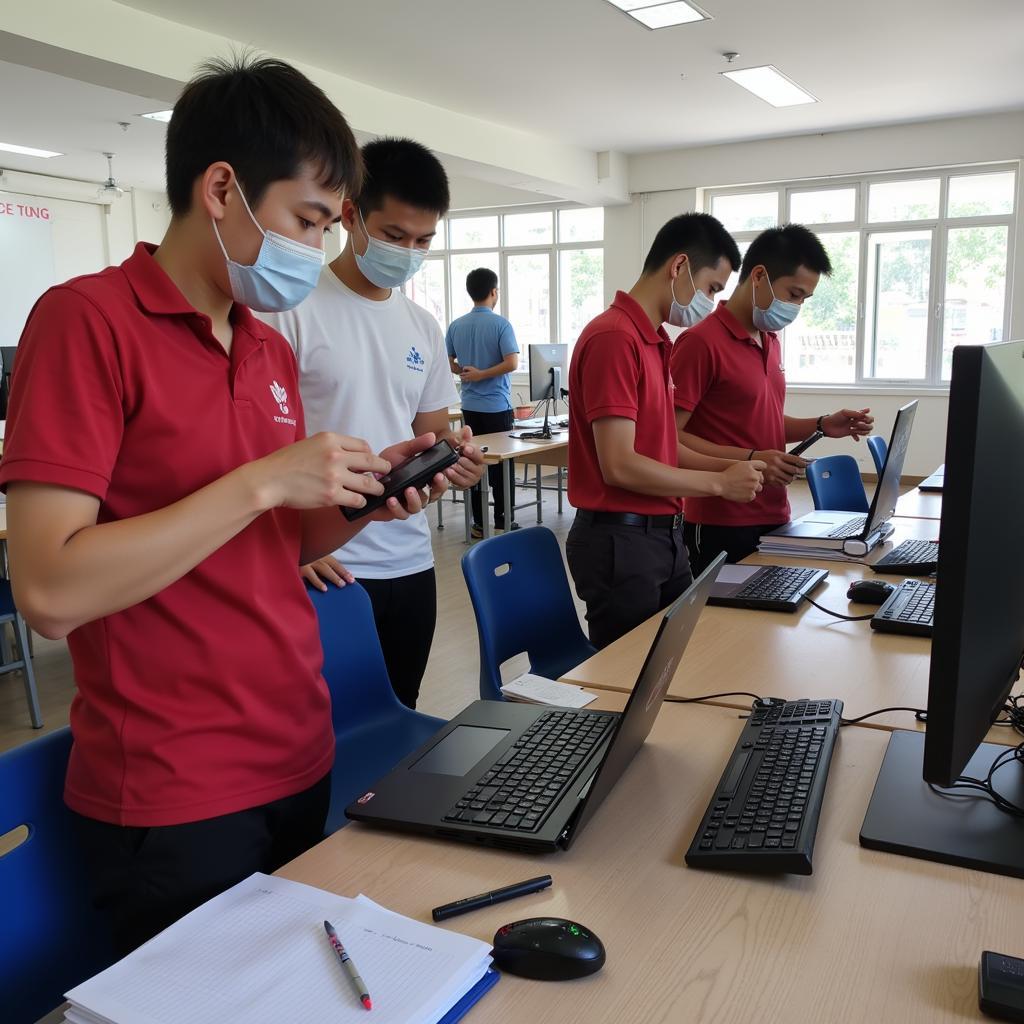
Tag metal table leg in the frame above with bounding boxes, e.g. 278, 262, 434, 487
502, 460, 513, 532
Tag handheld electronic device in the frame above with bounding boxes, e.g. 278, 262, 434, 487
342, 439, 459, 521
789, 430, 824, 457
491, 918, 605, 980
979, 951, 1024, 1022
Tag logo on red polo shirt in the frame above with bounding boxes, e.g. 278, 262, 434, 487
270, 380, 297, 427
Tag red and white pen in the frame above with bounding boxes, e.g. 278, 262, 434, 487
324, 919, 373, 1011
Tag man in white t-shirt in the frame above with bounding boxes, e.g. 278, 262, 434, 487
262, 138, 485, 708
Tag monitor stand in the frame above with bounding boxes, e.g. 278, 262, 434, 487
859, 729, 1024, 879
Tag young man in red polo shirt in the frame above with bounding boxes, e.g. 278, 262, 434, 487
672, 224, 873, 574
567, 213, 765, 649
0, 57, 464, 955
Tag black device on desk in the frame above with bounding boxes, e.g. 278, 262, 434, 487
341, 439, 459, 521
847, 579, 894, 604
979, 951, 1024, 1023
346, 554, 725, 851
919, 465, 945, 492
871, 538, 939, 575
860, 339, 1024, 880
685, 698, 843, 875
709, 564, 828, 612
870, 578, 934, 636
491, 919, 605, 981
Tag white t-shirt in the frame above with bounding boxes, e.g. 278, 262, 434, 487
261, 268, 458, 579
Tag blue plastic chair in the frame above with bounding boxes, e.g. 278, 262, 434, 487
309, 582, 445, 834
0, 578, 43, 729
461, 526, 597, 701
0, 728, 115, 1024
866, 434, 888, 476
806, 455, 870, 512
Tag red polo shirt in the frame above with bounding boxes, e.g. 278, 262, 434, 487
568, 291, 681, 515
0, 243, 333, 827
671, 301, 789, 526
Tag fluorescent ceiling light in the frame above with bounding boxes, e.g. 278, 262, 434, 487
721, 65, 817, 107
606, 0, 710, 29
140, 110, 173, 123
0, 141, 62, 159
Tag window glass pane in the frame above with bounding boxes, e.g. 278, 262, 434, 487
782, 232, 858, 384
558, 207, 604, 243
947, 171, 1016, 218
450, 252, 500, 320
506, 253, 551, 356
864, 230, 932, 379
559, 249, 604, 348
868, 178, 940, 222
402, 258, 446, 331
789, 188, 856, 225
942, 225, 1008, 379
504, 211, 553, 246
431, 219, 446, 249
711, 191, 778, 233
714, 241, 749, 305
449, 215, 498, 249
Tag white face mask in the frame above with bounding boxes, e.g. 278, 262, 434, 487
668, 260, 714, 328
751, 273, 801, 332
354, 211, 427, 288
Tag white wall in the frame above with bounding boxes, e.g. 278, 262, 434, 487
602, 110, 1024, 476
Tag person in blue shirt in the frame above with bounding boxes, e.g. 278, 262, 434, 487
446, 268, 520, 536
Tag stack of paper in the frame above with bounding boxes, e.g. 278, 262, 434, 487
65, 873, 497, 1024
500, 672, 597, 708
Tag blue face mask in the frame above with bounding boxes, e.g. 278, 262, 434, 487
668, 260, 714, 328
354, 211, 427, 289
751, 274, 801, 332
212, 185, 324, 313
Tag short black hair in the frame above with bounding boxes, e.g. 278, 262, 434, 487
466, 267, 498, 302
357, 137, 450, 218
165, 54, 362, 217
739, 224, 833, 283
642, 212, 741, 275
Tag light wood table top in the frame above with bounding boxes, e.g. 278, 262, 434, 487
470, 429, 569, 465
562, 518, 1018, 741
279, 700, 1021, 1024
895, 488, 942, 520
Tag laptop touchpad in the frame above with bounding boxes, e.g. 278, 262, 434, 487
409, 725, 510, 776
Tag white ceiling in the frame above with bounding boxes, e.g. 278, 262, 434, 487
117, 0, 1024, 153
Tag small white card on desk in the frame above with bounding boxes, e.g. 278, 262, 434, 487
500, 672, 597, 708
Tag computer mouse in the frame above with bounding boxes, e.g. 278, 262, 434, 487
491, 917, 605, 980
847, 579, 895, 604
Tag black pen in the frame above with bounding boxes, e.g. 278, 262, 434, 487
431, 875, 552, 922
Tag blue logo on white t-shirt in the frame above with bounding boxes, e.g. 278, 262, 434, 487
406, 346, 425, 372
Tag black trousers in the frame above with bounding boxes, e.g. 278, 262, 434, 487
356, 568, 437, 709
462, 408, 516, 528
72, 773, 330, 957
566, 513, 693, 650
683, 521, 784, 575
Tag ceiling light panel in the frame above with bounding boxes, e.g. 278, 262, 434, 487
721, 65, 817, 107
606, 0, 711, 29
140, 110, 174, 122
0, 141, 63, 158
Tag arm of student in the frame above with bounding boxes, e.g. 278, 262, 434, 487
8, 432, 390, 640
458, 353, 518, 382
411, 407, 485, 489
785, 409, 873, 443
448, 356, 462, 376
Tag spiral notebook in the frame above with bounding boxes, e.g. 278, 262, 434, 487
64, 873, 497, 1024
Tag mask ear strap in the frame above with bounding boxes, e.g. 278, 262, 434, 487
233, 181, 265, 237
211, 218, 231, 262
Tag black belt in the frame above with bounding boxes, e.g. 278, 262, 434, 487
577, 510, 684, 530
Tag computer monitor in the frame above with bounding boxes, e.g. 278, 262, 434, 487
521, 344, 568, 440
860, 339, 1024, 878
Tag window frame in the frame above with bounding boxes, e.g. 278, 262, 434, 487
702, 162, 1018, 390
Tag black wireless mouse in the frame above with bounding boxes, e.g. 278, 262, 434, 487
491, 917, 605, 980
847, 579, 895, 605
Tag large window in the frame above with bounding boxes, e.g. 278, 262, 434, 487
403, 206, 604, 365
706, 165, 1017, 387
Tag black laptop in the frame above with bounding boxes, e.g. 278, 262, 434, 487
346, 553, 726, 852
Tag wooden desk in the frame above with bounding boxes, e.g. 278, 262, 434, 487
465, 431, 569, 542
895, 488, 942, 520
562, 518, 1018, 742
279, 702, 1021, 1024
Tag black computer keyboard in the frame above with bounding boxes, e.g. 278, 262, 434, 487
443, 710, 615, 832
872, 539, 939, 575
685, 698, 843, 874
735, 566, 822, 603
870, 579, 935, 636
827, 516, 868, 539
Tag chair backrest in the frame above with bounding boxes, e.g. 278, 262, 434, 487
866, 434, 888, 476
0, 728, 115, 1024
461, 527, 596, 700
806, 454, 870, 513
307, 582, 407, 733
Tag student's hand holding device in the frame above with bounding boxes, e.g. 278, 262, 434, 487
300, 555, 355, 592
445, 426, 486, 489
751, 449, 808, 487
821, 407, 873, 440
718, 460, 766, 502
254, 432, 390, 511
378, 433, 451, 509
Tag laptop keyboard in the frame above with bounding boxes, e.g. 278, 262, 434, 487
735, 566, 821, 603
872, 539, 939, 573
826, 516, 867, 539
443, 710, 616, 832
